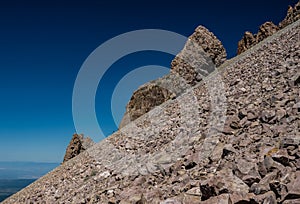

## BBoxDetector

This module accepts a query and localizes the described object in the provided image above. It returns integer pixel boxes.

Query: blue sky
[0,0,298,162]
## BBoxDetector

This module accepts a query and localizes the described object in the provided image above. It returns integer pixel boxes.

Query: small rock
[248,111,258,120]
[229,192,254,203]
[186,187,201,196]
[285,171,300,200]
[272,149,295,166]
[250,182,270,195]
[260,110,276,123]
[253,191,276,204]
[201,194,230,204]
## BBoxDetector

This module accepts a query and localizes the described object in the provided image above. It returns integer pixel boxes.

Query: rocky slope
[122,0,300,129]
[2,17,300,204]
[120,25,227,128]
[237,1,299,55]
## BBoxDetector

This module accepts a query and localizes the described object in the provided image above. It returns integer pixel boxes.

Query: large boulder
[174,25,227,68]
[171,25,226,85]
[256,22,279,42]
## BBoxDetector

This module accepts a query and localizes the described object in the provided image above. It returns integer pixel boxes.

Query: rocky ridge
[237,22,279,55]
[279,1,300,29]
[3,17,300,204]
[237,1,300,55]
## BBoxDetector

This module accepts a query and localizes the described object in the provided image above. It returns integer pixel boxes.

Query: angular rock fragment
[252,191,277,204]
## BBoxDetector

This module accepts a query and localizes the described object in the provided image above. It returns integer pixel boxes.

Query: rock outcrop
[178,25,227,68]
[237,1,300,55]
[256,21,280,42]
[279,1,300,28]
[119,25,227,128]
[171,25,226,85]
[63,134,95,162]
[237,22,279,54]
[3,15,300,204]
[237,31,256,55]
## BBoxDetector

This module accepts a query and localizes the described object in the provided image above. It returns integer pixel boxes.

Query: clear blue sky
[0,0,298,162]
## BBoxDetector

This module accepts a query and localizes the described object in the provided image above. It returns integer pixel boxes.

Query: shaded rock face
[63,134,95,162]
[237,22,279,54]
[119,84,174,128]
[119,25,226,128]
[279,1,300,29]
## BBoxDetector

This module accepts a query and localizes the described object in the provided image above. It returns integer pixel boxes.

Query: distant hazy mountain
[0,162,59,179]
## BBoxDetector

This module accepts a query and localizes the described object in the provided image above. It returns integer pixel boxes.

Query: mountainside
[3,15,300,204]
